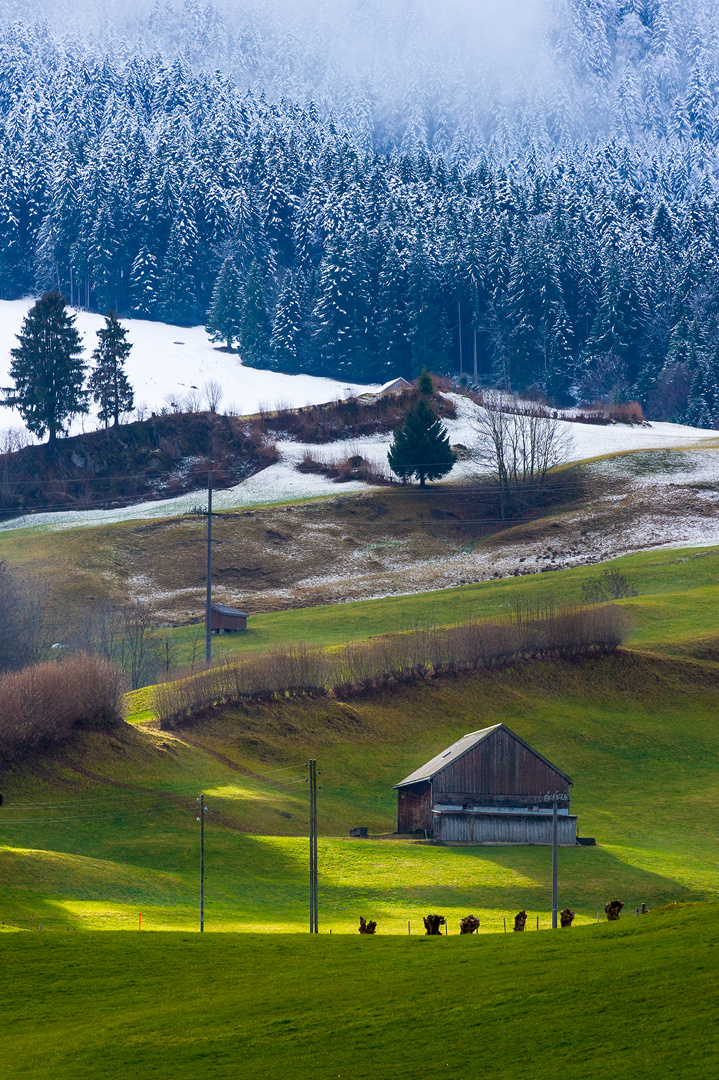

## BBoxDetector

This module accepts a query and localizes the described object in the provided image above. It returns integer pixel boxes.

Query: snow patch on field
[0,299,379,435]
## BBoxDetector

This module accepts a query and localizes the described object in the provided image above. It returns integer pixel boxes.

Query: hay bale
[605,900,624,921]
[560,908,575,928]
[513,910,527,932]
[459,915,480,935]
[423,913,446,935]
[358,916,377,935]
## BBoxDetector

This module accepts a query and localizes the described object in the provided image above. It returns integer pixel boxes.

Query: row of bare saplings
[154,604,630,728]
[0,655,127,757]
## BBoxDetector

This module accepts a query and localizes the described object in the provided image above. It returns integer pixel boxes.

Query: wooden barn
[210,604,248,633]
[394,723,577,845]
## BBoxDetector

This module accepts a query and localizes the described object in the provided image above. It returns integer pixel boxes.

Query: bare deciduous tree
[0,560,54,671]
[204,381,224,414]
[471,392,574,516]
[72,598,162,690]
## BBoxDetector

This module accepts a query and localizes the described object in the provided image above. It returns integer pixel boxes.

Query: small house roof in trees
[378,377,412,395]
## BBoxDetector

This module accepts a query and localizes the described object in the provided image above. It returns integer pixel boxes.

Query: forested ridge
[3,4,719,420]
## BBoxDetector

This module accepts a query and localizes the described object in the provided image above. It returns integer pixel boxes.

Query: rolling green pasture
[2,648,718,934]
[1,903,716,1080]
[145,543,719,669]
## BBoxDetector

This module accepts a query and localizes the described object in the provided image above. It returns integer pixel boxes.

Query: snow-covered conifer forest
[3,1,719,421]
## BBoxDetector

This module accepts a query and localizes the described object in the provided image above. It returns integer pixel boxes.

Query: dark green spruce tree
[88,311,134,427]
[269,272,304,371]
[388,398,456,487]
[3,290,87,446]
[205,258,242,349]
[238,260,270,367]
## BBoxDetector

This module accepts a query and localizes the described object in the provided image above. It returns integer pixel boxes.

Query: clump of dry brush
[154,603,630,729]
[0,654,126,759]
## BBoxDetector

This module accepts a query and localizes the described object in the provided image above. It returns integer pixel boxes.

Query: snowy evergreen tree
[270,272,304,372]
[88,311,134,427]
[686,344,719,428]
[205,258,242,349]
[3,290,87,445]
[158,223,197,326]
[238,260,270,367]
[130,249,160,318]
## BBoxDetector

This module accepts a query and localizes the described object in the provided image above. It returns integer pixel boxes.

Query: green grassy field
[1,902,716,1080]
[2,548,718,1077]
[3,645,719,934]
[135,543,719,673]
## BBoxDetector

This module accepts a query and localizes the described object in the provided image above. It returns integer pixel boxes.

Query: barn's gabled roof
[393,723,571,788]
[211,604,248,617]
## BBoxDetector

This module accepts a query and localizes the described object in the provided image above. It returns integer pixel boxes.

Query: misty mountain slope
[4,1,719,154]
[3,9,719,419]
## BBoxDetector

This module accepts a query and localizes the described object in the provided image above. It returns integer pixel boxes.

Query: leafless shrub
[134,402,149,422]
[258,392,455,444]
[184,389,203,413]
[204,381,224,414]
[471,392,574,516]
[296,449,392,485]
[582,569,638,603]
[560,908,575,928]
[423,914,446,935]
[608,401,644,424]
[70,599,163,690]
[153,604,630,727]
[358,917,377,934]
[605,900,624,921]
[0,653,126,758]
[0,560,54,671]
[0,427,33,454]
[163,394,183,414]
[257,440,279,465]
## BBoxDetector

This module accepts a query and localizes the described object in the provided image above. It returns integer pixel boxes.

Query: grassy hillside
[1,903,716,1080]
[119,543,719,689]
[2,649,718,933]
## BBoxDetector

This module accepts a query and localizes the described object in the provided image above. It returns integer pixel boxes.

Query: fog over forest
[2,1,719,421]
[2,0,716,151]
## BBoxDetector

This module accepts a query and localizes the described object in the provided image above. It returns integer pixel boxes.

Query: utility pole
[197,794,206,932]
[308,759,318,933]
[205,469,213,665]
[552,796,558,929]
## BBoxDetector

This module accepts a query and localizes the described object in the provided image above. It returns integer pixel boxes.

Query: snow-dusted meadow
[1,382,717,534]
[0,299,379,437]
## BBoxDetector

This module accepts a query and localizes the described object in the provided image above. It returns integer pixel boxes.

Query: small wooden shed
[210,604,248,633]
[394,723,577,845]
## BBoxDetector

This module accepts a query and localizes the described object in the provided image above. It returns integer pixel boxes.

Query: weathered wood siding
[437,813,577,845]
[210,610,247,632]
[433,726,568,802]
[397,781,432,832]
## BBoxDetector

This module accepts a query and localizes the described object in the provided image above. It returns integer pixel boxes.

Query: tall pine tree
[205,258,242,349]
[238,260,270,367]
[88,311,134,427]
[269,272,304,371]
[130,249,160,318]
[3,290,87,446]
